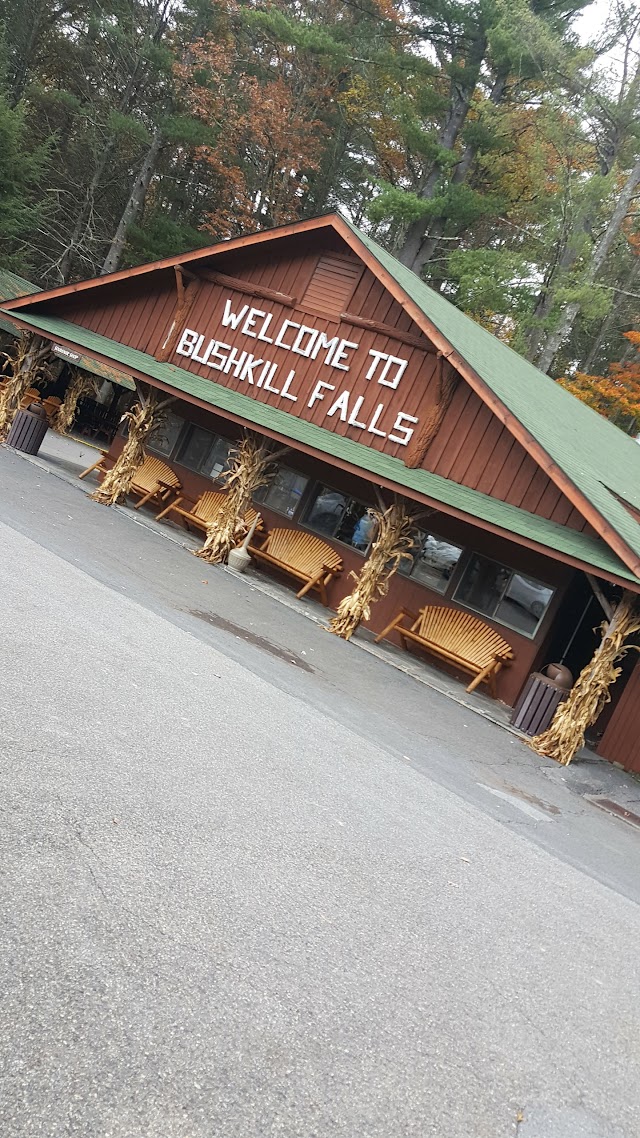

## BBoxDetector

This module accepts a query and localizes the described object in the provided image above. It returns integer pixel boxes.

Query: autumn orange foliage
[174,14,330,239]
[559,331,640,433]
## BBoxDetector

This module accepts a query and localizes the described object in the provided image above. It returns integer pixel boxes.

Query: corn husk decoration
[54,368,98,435]
[195,433,275,564]
[329,502,415,640]
[531,590,640,765]
[0,332,51,439]
[90,391,161,506]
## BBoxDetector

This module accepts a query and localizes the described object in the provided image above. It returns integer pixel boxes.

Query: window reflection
[304,484,372,550]
[178,426,215,472]
[402,531,464,593]
[203,437,233,481]
[497,572,554,635]
[147,411,184,457]
[454,554,553,637]
[176,428,232,481]
[254,467,309,518]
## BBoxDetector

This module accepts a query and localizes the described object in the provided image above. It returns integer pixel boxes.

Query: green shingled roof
[0,270,39,334]
[341,217,640,573]
[2,305,637,587]
[0,269,39,301]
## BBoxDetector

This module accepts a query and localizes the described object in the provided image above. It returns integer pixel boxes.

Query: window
[303,484,373,550]
[177,428,233,481]
[205,437,234,481]
[177,426,215,472]
[146,411,184,456]
[401,530,464,593]
[454,554,554,637]
[254,466,309,519]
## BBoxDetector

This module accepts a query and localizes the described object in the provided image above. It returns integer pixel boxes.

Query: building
[3,213,640,767]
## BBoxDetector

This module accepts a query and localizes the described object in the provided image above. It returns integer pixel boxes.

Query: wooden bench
[375,605,514,696]
[156,490,263,537]
[248,528,343,605]
[79,450,181,510]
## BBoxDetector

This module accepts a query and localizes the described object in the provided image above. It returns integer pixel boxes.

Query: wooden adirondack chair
[156,490,263,537]
[19,388,42,409]
[78,450,181,509]
[42,395,62,424]
[248,527,343,605]
[375,605,514,696]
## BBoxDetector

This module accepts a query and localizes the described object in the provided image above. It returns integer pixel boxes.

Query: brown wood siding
[425,383,590,530]
[57,250,439,465]
[597,662,640,773]
[38,230,593,536]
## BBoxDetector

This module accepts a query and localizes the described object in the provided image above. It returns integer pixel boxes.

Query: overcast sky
[576,0,609,40]
[575,0,638,84]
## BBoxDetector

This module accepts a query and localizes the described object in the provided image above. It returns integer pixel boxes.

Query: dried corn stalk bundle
[91,394,160,506]
[329,502,415,640]
[196,433,274,564]
[531,590,640,765]
[54,368,98,435]
[0,333,51,439]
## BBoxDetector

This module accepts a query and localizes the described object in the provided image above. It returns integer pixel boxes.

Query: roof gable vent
[299,253,363,322]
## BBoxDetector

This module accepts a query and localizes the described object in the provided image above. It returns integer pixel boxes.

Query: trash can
[511,672,570,736]
[6,402,48,455]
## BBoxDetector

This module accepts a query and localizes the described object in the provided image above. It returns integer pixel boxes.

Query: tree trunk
[7,5,44,108]
[524,222,589,363]
[101,129,165,276]
[398,35,487,273]
[527,58,640,368]
[412,68,509,271]
[56,144,117,282]
[535,153,640,374]
[582,258,640,373]
[54,1,172,283]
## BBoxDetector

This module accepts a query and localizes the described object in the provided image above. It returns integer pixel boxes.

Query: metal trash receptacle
[511,672,570,736]
[6,403,48,455]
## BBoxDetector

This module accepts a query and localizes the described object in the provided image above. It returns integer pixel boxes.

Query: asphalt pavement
[1,447,639,1137]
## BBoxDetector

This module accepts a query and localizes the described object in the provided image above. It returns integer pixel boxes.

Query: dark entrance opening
[545,572,638,744]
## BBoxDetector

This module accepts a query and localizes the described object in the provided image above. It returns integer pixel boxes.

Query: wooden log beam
[195,269,296,308]
[340,312,436,352]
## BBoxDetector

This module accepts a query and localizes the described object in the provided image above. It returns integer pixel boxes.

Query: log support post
[404,354,458,469]
[155,266,201,364]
